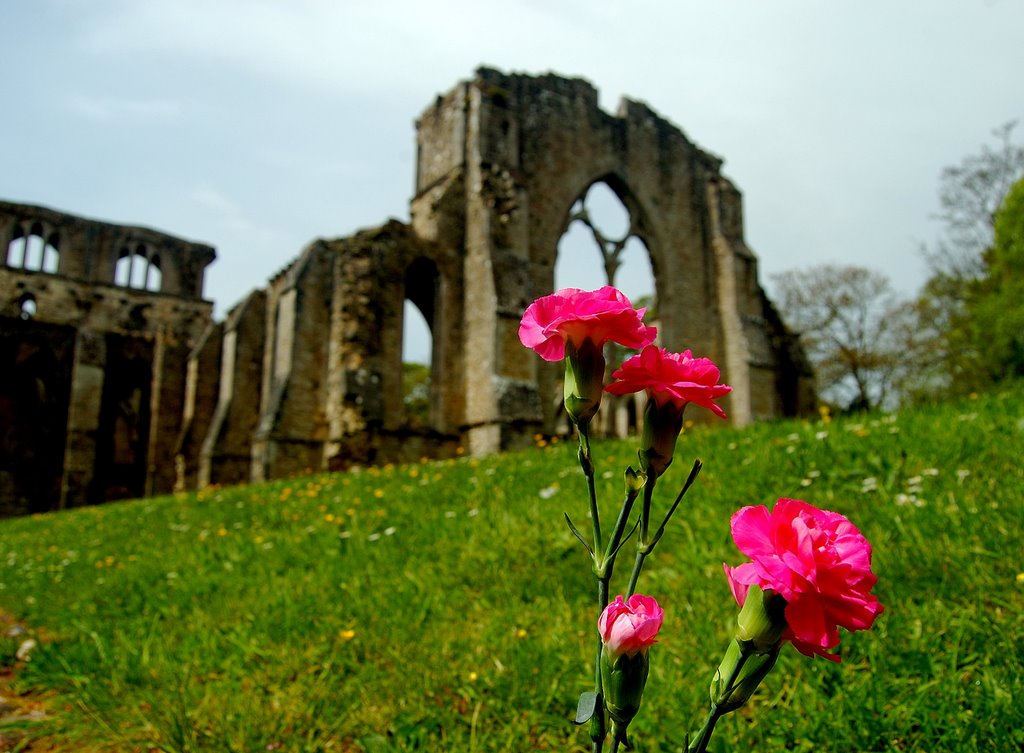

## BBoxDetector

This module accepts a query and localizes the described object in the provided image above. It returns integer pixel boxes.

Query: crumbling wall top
[0,199,215,299]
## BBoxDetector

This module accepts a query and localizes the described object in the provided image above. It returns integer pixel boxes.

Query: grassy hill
[1,387,1022,752]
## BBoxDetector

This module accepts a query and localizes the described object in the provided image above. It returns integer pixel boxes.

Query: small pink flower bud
[598,594,664,662]
[598,595,663,746]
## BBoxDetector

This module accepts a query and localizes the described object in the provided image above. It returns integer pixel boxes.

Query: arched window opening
[402,299,432,367]
[5,225,60,274]
[24,234,45,271]
[6,230,25,268]
[114,249,133,287]
[402,258,439,429]
[115,245,161,292]
[19,294,37,320]
[555,181,654,305]
[42,233,60,274]
[146,255,162,292]
[554,180,655,439]
[402,300,432,428]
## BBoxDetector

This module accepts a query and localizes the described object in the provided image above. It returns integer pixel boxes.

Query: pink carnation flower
[518,286,657,362]
[724,499,884,662]
[598,594,664,661]
[605,345,732,418]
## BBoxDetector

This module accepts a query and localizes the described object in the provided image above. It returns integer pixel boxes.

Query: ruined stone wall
[2,69,812,513]
[0,202,214,513]
[175,320,223,491]
[409,68,812,451]
[180,211,473,487]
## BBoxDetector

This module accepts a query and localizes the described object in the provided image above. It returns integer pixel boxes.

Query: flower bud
[563,338,606,429]
[638,398,684,477]
[597,595,663,745]
[624,466,647,494]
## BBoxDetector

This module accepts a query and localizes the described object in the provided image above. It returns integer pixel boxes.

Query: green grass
[1,386,1022,752]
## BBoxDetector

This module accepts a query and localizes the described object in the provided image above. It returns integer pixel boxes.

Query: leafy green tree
[964,177,1024,383]
[914,123,1024,397]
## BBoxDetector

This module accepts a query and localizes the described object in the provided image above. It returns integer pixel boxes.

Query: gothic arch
[553,173,659,295]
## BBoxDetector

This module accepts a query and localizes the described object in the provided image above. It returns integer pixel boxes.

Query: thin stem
[625,549,644,599]
[687,707,724,753]
[601,485,641,581]
[625,476,657,597]
[575,424,607,752]
[687,642,752,753]
[578,426,602,555]
[591,576,609,753]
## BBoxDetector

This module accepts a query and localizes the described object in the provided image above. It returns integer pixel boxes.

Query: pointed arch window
[555,179,656,439]
[555,180,653,304]
[115,244,162,292]
[6,223,60,274]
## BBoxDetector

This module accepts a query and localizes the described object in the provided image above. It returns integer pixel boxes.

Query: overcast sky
[3,0,1022,363]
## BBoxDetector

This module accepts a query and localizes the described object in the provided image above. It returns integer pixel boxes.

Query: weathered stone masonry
[0,68,813,513]
[0,200,214,515]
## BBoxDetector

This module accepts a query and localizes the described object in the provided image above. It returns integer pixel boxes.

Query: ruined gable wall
[469,72,724,355]
[450,69,735,440]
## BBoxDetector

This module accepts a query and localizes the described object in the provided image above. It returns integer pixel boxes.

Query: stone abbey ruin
[0,68,813,516]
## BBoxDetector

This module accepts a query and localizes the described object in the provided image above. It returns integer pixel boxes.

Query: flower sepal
[638,398,684,477]
[735,584,787,653]
[563,338,606,429]
[600,645,650,745]
[710,638,781,714]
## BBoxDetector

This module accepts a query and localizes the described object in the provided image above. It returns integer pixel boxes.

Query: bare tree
[926,121,1024,283]
[914,122,1024,398]
[772,265,918,411]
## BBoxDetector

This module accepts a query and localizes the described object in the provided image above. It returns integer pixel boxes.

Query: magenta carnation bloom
[724,499,884,662]
[598,594,664,660]
[605,345,732,418]
[518,286,657,362]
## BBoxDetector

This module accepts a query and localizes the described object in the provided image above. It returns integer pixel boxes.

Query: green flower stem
[577,426,602,555]
[687,641,753,753]
[687,706,725,753]
[575,424,609,753]
[625,475,657,597]
[625,460,702,597]
[591,575,609,753]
